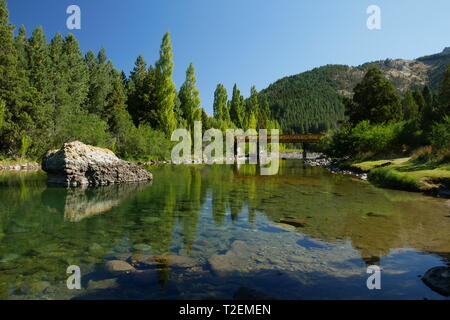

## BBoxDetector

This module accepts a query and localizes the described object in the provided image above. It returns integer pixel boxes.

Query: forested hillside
[261,48,450,134]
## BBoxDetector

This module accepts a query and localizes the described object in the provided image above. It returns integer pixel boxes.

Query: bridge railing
[235,134,324,143]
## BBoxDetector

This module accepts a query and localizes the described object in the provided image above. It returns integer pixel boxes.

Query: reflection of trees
[205,161,450,264]
[1,163,450,298]
[0,166,208,296]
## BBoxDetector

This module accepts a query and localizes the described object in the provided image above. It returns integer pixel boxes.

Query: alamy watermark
[367,5,381,30]
[366,265,382,290]
[66,5,81,30]
[170,122,280,176]
[66,265,81,290]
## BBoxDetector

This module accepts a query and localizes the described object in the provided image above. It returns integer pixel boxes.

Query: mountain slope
[261,48,450,134]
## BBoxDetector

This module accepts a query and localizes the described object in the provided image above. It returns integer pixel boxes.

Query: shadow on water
[0,161,450,299]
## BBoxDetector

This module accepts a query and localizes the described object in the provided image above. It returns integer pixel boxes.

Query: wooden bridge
[235,134,324,143]
[234,134,325,160]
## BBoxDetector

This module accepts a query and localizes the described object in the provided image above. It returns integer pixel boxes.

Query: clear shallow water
[0,161,449,300]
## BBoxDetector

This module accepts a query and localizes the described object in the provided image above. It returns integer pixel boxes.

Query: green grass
[368,168,422,192]
[351,157,450,192]
[349,158,410,172]
[0,158,38,166]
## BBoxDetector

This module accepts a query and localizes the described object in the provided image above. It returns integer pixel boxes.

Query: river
[0,160,449,299]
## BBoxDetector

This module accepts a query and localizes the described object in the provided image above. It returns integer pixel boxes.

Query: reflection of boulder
[42,141,153,187]
[43,182,151,222]
[422,266,450,297]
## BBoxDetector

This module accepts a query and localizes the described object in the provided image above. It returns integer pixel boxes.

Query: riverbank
[306,156,450,198]
[0,159,40,171]
[2,154,449,198]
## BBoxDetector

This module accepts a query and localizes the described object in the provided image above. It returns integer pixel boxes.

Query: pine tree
[402,91,419,121]
[14,25,28,72]
[104,71,134,149]
[438,64,450,118]
[420,85,438,132]
[153,32,177,136]
[179,63,201,130]
[48,33,67,109]
[412,89,425,113]
[127,55,148,124]
[0,0,17,103]
[86,48,114,115]
[258,94,271,129]
[0,99,5,132]
[349,67,402,124]
[28,27,50,96]
[0,0,31,155]
[63,33,88,109]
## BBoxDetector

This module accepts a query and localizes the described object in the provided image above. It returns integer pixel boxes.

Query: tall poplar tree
[178,63,201,130]
[153,32,177,136]
[229,84,245,128]
[213,84,229,121]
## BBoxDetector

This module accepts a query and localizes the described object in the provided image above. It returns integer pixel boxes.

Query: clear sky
[7,0,450,114]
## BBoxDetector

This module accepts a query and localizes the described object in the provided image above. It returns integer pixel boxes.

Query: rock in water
[42,141,153,187]
[104,260,136,275]
[422,266,450,296]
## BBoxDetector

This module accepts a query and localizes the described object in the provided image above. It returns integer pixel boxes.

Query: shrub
[117,125,173,161]
[325,121,408,158]
[411,146,433,163]
[368,168,421,191]
[430,116,450,152]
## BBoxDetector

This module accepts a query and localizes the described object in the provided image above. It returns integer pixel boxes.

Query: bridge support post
[302,143,307,160]
[257,140,261,164]
[234,138,238,163]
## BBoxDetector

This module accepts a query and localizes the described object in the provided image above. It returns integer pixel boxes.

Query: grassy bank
[0,158,39,166]
[341,157,450,193]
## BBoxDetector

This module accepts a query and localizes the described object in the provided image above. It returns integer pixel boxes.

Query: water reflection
[0,162,449,299]
[43,183,152,222]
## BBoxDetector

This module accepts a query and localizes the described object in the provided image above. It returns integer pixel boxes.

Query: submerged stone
[104,260,135,275]
[277,218,307,228]
[208,240,252,276]
[87,278,119,291]
[130,254,197,269]
[42,141,153,187]
[422,266,450,296]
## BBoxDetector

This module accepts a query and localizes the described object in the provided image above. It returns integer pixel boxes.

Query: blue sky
[7,0,450,114]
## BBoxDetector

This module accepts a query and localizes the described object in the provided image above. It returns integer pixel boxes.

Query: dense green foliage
[2,0,449,163]
[323,64,450,163]
[260,48,450,135]
[347,68,402,124]
[0,1,282,161]
[261,65,347,134]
